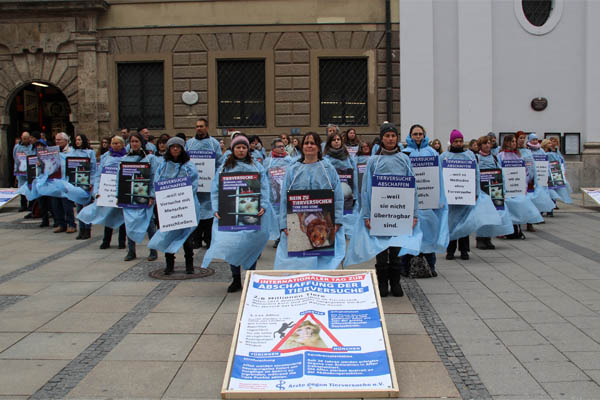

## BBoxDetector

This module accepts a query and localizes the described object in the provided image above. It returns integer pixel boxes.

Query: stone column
[582,142,600,188]
[74,29,99,141]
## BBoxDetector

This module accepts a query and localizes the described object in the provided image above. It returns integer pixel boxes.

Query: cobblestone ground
[0,197,597,399]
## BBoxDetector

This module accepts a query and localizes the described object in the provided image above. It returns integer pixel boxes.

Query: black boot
[228,273,242,293]
[375,265,389,297]
[164,254,175,275]
[485,238,495,250]
[389,265,404,297]
[185,256,194,274]
[476,237,487,250]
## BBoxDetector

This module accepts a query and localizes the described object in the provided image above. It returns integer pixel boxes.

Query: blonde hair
[541,139,553,150]
[111,135,125,145]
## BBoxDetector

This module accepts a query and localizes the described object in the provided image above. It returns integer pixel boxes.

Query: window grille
[522,0,552,27]
[117,62,165,130]
[217,59,266,127]
[319,58,368,126]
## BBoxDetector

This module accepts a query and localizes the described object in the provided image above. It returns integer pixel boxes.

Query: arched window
[514,0,562,35]
[522,0,553,27]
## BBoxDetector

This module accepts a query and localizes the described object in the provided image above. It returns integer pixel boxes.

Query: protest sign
[287,190,335,257]
[442,159,476,205]
[582,188,600,206]
[480,169,504,210]
[66,157,92,192]
[154,177,197,232]
[268,167,286,206]
[501,159,527,198]
[117,162,152,208]
[533,154,549,187]
[97,165,119,208]
[218,172,262,231]
[357,163,367,192]
[37,146,61,179]
[336,168,355,214]
[14,152,28,176]
[410,156,440,209]
[346,145,359,157]
[369,175,415,237]
[26,156,39,185]
[0,188,19,209]
[188,150,216,193]
[222,270,399,399]
[549,160,566,188]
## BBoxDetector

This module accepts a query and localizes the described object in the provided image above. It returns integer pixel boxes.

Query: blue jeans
[423,253,437,272]
[52,197,75,228]
[127,218,157,255]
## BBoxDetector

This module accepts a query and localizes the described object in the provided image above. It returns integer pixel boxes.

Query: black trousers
[103,225,126,246]
[195,218,213,246]
[376,246,401,267]
[447,236,470,254]
[165,235,194,260]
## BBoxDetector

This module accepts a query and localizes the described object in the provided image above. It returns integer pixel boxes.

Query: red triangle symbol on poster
[271,313,343,353]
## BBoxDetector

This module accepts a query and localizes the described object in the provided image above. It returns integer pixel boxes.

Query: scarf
[110,148,127,157]
[128,149,146,157]
[271,151,288,158]
[527,141,541,150]
[479,150,490,156]
[327,146,348,160]
[195,133,209,141]
[380,146,400,155]
[449,146,465,153]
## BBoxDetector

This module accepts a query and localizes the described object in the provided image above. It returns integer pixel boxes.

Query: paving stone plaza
[0,196,599,399]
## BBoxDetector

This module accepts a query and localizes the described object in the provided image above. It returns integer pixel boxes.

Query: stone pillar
[0,115,9,187]
[74,18,100,141]
[582,142,600,188]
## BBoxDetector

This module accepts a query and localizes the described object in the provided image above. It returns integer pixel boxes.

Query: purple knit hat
[450,129,463,143]
[231,135,250,149]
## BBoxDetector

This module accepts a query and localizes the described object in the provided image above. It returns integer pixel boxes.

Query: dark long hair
[409,124,426,137]
[224,133,253,169]
[343,128,360,146]
[501,134,520,156]
[74,134,91,150]
[128,132,148,157]
[324,133,349,157]
[164,144,190,164]
[357,141,372,156]
[298,132,323,163]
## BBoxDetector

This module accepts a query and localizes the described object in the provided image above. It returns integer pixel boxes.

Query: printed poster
[582,188,600,206]
[287,190,335,257]
[154,177,197,232]
[337,168,355,214]
[501,159,527,198]
[26,156,39,186]
[533,154,549,188]
[37,146,62,180]
[117,162,152,208]
[410,156,440,210]
[369,175,415,237]
[226,272,395,394]
[14,152,28,176]
[66,157,92,192]
[549,160,566,188]
[0,188,19,209]
[480,169,504,210]
[357,163,367,192]
[442,159,476,205]
[218,172,262,231]
[346,145,359,157]
[97,165,119,208]
[188,150,216,193]
[268,167,286,206]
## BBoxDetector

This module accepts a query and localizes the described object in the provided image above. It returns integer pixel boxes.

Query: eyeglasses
[274,145,285,149]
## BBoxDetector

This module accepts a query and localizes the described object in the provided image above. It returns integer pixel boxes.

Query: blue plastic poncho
[527,147,558,212]
[403,136,450,253]
[344,151,423,267]
[371,142,403,156]
[19,146,70,201]
[547,151,572,204]
[497,151,543,224]
[475,153,516,237]
[147,159,201,253]
[274,160,346,270]
[77,151,125,229]
[323,153,359,238]
[202,160,276,269]
[126,141,157,154]
[13,143,33,188]
[61,148,97,205]
[185,136,223,219]
[263,155,294,223]
[439,149,501,240]
[355,154,370,208]
[554,149,573,193]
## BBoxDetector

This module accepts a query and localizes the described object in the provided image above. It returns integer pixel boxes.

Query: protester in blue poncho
[343,128,361,157]
[203,134,274,293]
[430,138,443,155]
[51,132,77,234]
[401,124,449,276]
[440,129,500,260]
[67,134,97,240]
[125,127,157,154]
[474,135,514,249]
[498,133,543,239]
[250,135,267,164]
[526,133,557,216]
[488,132,500,156]
[185,118,222,249]
[275,132,345,271]
[263,138,294,249]
[148,137,200,275]
[78,135,127,248]
[324,132,359,238]
[543,138,572,206]
[345,122,421,297]
[355,141,371,208]
[13,131,33,212]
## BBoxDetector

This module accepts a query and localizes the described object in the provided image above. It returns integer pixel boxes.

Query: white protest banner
[369,175,415,236]
[533,154,549,187]
[442,159,476,205]
[97,165,119,208]
[501,159,527,197]
[154,176,197,232]
[188,150,216,193]
[346,145,359,157]
[222,271,398,398]
[582,188,600,206]
[0,188,19,209]
[410,156,440,209]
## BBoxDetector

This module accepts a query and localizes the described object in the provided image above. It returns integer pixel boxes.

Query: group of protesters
[13,119,572,297]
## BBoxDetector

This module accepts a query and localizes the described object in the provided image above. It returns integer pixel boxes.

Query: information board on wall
[222,270,399,399]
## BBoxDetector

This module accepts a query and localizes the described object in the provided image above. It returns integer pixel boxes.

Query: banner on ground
[501,159,527,198]
[37,146,62,180]
[369,175,415,237]
[411,156,440,210]
[97,165,119,208]
[14,152,28,177]
[222,271,399,398]
[442,159,476,205]
[533,154,549,188]
[287,189,335,257]
[336,168,355,214]
[0,188,19,209]
[218,172,262,231]
[549,160,566,188]
[480,169,504,210]
[582,188,600,206]
[117,162,152,208]
[155,177,197,232]
[66,157,92,192]
[188,150,216,193]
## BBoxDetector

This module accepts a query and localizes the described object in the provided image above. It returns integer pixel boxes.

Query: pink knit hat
[450,129,463,143]
[230,135,250,149]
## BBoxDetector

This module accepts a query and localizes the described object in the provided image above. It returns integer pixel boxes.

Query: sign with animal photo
[97,165,119,208]
[549,160,566,188]
[267,167,286,206]
[188,150,216,193]
[410,156,440,210]
[442,159,476,205]
[218,172,262,231]
[154,177,197,232]
[66,157,92,192]
[336,168,355,214]
[501,159,527,198]
[26,156,40,186]
[37,146,62,180]
[222,271,399,398]
[480,169,504,210]
[369,175,415,237]
[14,152,28,177]
[287,189,335,257]
[117,162,152,208]
[533,154,549,188]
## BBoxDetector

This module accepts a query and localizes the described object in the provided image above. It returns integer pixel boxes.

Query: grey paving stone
[509,345,568,363]
[542,381,600,399]
[484,318,531,332]
[468,354,546,396]
[495,330,548,346]
[564,351,600,370]
[533,323,600,352]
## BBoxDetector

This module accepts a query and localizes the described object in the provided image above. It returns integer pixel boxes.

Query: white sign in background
[442,159,476,205]
[533,155,549,188]
[189,150,216,193]
[501,160,527,198]
[155,177,197,232]
[369,175,415,237]
[96,166,119,208]
[411,156,440,210]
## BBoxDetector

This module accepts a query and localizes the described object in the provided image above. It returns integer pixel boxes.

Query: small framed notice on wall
[563,132,581,155]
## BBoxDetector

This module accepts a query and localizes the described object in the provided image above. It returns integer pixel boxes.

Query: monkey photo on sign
[280,321,327,350]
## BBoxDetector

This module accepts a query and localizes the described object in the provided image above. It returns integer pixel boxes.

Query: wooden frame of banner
[582,188,600,207]
[221,269,400,399]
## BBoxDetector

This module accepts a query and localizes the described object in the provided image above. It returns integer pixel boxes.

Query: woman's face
[480,141,491,153]
[158,141,167,152]
[517,135,526,148]
[530,138,539,146]
[360,143,370,154]
[452,138,464,148]
[303,135,318,158]
[130,136,142,151]
[292,137,299,147]
[347,129,356,140]
[101,139,109,148]
[470,142,479,152]
[111,138,123,151]
[169,144,182,158]
[281,135,289,145]
[233,144,248,159]
[75,136,83,147]
[219,140,225,150]
[331,135,343,149]
[509,138,517,151]
[432,140,441,150]
[381,132,398,150]
[410,127,425,145]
